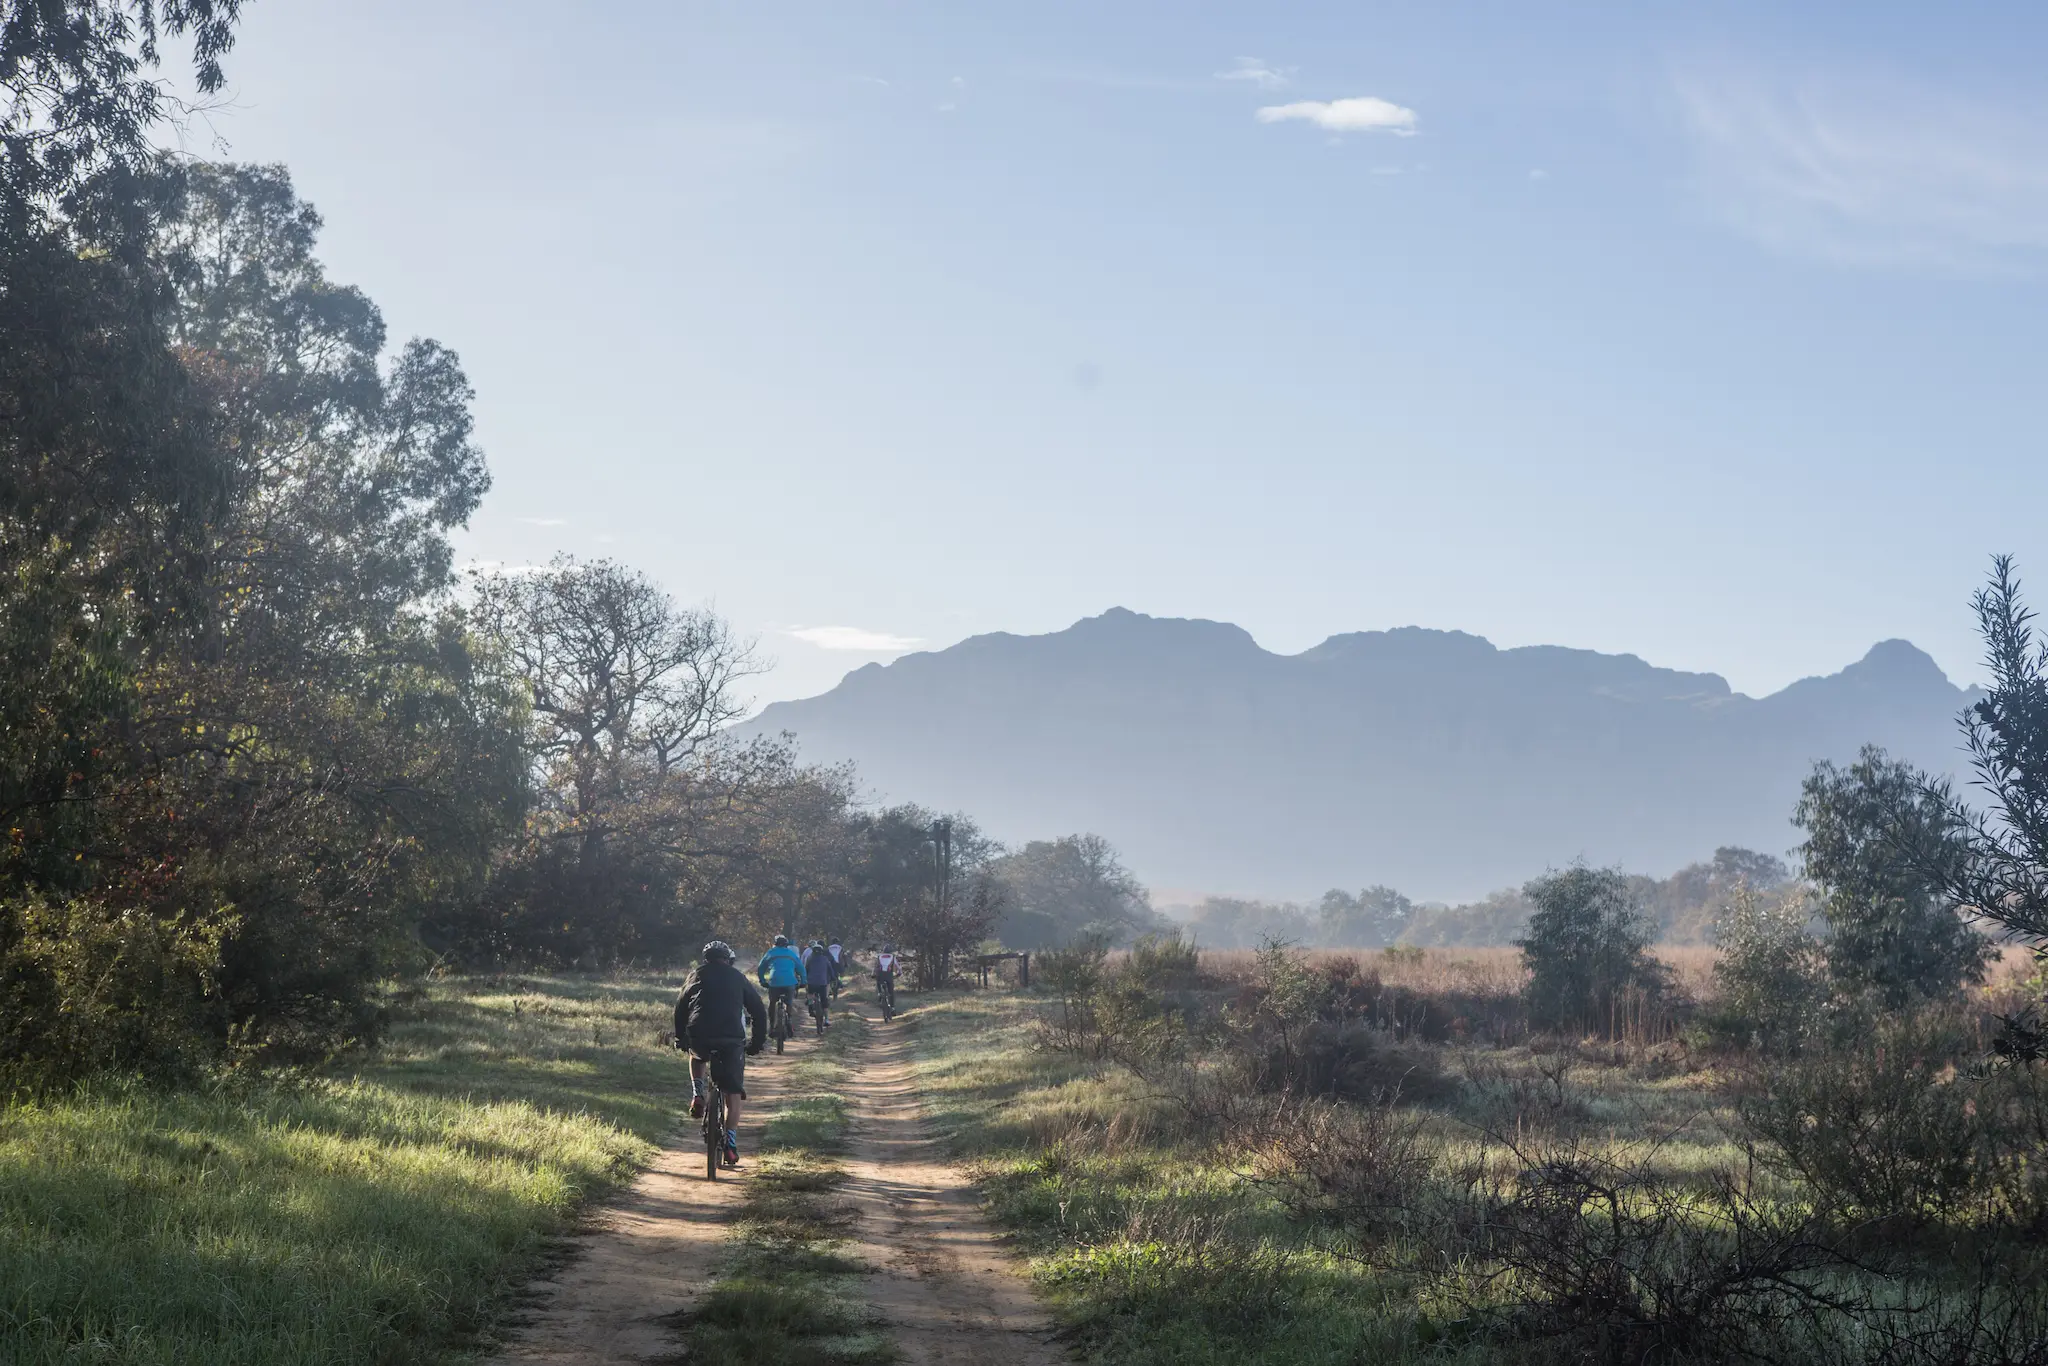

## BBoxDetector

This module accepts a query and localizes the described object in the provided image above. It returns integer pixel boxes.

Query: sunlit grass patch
[0,973,687,1366]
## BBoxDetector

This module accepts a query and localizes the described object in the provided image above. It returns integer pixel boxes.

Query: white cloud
[1217,57,1293,90]
[785,625,922,652]
[1256,96,1418,135]
[1529,167,1549,180]
[517,516,568,527]
[1675,66,2048,269]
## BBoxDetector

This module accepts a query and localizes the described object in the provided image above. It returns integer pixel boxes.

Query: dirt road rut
[835,1011,1065,1366]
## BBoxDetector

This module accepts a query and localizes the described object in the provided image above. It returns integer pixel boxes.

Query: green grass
[0,973,689,1365]
[901,987,1510,1366]
[679,1007,896,1366]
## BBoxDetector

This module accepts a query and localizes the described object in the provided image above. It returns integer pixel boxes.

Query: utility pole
[931,818,953,910]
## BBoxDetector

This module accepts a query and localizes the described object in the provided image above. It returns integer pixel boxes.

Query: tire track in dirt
[485,1045,787,1365]
[836,1000,1066,1366]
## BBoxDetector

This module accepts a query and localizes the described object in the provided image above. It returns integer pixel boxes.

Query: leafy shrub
[1125,930,1201,989]
[0,896,234,1090]
[1797,747,1991,1008]
[1517,865,1671,1036]
[1707,882,1828,1052]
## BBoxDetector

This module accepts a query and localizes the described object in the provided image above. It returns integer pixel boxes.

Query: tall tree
[1796,746,1987,1007]
[1517,864,1668,1034]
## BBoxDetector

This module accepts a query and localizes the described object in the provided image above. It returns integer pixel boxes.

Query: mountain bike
[808,987,829,1035]
[700,1073,727,1180]
[770,994,792,1055]
[877,972,896,1023]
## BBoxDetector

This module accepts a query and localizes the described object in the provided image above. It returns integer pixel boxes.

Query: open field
[0,975,687,1366]
[898,941,2048,1366]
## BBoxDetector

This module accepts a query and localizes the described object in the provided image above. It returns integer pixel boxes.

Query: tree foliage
[1796,746,1988,1007]
[986,833,1153,949]
[1516,864,1669,1035]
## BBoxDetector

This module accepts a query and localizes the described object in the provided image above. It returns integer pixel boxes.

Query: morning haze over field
[12,4,2048,1365]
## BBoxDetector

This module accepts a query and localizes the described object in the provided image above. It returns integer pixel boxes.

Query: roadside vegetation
[0,974,686,1365]
[679,1008,896,1366]
[908,937,2046,1366]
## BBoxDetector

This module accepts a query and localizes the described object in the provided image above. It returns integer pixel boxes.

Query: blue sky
[206,1,2048,706]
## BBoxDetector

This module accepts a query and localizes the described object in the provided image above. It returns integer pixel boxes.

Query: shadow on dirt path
[486,1039,786,1364]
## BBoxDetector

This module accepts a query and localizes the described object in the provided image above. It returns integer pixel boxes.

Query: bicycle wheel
[773,1000,788,1055]
[703,1086,723,1181]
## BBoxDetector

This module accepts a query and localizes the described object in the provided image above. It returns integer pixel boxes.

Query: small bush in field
[1462,1137,1867,1365]
[1516,865,1670,1036]
[1125,930,1201,989]
[1742,1011,2048,1228]
[1247,1092,1433,1248]
[1707,882,1827,1052]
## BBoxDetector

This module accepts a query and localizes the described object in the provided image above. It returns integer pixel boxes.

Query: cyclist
[803,939,838,1028]
[827,937,845,998]
[756,934,806,1033]
[675,941,767,1166]
[874,942,900,1010]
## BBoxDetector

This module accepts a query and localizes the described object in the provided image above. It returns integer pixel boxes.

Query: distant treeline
[1164,846,1791,949]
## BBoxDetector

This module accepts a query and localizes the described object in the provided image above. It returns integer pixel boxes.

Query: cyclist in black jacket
[675,941,768,1165]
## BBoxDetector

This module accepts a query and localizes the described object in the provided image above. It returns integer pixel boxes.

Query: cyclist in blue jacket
[756,935,806,1030]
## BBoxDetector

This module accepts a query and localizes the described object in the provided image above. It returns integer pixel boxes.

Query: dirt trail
[836,1003,1066,1366]
[486,1054,782,1365]
[489,1001,1063,1365]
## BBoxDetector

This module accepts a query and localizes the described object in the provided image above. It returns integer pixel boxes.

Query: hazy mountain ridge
[748,610,1980,901]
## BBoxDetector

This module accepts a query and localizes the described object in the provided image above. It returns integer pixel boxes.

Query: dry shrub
[1855,1252,2048,1366]
[1743,1012,2048,1230]
[1249,1019,1451,1103]
[1462,1137,1871,1366]
[1241,1091,1435,1250]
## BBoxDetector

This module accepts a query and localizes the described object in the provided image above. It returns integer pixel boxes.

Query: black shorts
[689,1039,746,1098]
[767,984,797,1013]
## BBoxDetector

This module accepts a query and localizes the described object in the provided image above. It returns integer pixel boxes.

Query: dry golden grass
[1195,943,1722,1001]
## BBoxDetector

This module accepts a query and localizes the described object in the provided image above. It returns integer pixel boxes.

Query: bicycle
[770,994,792,1055]
[877,973,896,1023]
[700,1073,727,1180]
[808,987,829,1035]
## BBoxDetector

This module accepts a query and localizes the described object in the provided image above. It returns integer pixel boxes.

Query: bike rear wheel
[772,1000,789,1054]
[702,1085,724,1181]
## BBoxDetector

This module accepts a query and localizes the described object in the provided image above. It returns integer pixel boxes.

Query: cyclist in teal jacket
[756,935,806,1029]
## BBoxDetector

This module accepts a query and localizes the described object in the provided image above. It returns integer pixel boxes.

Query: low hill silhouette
[747,610,1976,901]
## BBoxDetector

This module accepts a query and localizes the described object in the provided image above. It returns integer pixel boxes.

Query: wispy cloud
[784,625,922,652]
[517,516,568,527]
[1257,96,1418,135]
[1217,57,1293,90]
[1675,65,2048,269]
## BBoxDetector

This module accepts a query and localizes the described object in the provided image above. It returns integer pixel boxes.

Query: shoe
[722,1131,740,1166]
[689,1093,704,1118]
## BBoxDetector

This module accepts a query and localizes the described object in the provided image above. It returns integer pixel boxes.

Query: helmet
[702,940,734,962]
[811,940,824,949]
[773,934,789,947]
[883,943,895,952]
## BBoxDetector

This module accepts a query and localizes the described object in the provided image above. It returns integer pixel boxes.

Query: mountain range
[746,609,1981,902]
